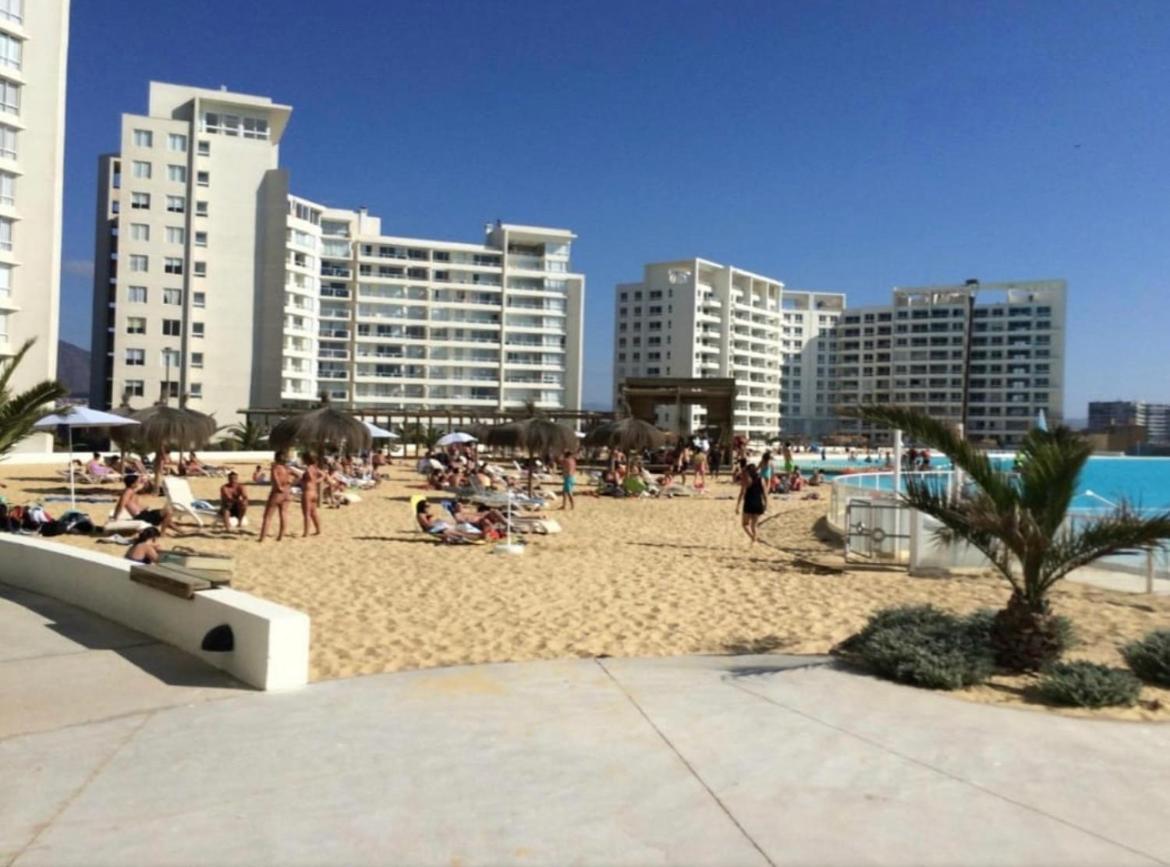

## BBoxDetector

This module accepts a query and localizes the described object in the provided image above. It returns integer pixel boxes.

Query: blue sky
[60,0,1170,416]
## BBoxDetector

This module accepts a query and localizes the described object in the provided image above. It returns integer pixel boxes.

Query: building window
[0,79,17,116]
[165,195,185,213]
[130,223,149,241]
[129,255,148,272]
[163,288,182,305]
[167,133,187,152]
[195,201,208,217]
[126,317,146,335]
[193,292,205,308]
[194,231,207,247]
[131,160,151,179]
[161,348,181,368]
[197,140,210,156]
[125,348,145,366]
[191,322,205,338]
[128,285,147,303]
[132,129,152,148]
[125,379,145,397]
[162,319,181,336]
[193,261,206,277]
[164,257,183,275]
[202,111,269,140]
[131,192,150,210]
[167,164,186,183]
[0,215,11,251]
[0,0,23,24]
[0,262,10,297]
[0,123,15,159]
[196,171,209,187]
[0,35,20,71]
[189,382,203,398]
[166,226,185,244]
[191,352,203,368]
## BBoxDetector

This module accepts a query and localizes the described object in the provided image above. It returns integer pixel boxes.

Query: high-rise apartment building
[613,259,786,439]
[777,290,845,437]
[1088,401,1170,444]
[833,279,1066,446]
[91,83,584,423]
[2,0,70,449]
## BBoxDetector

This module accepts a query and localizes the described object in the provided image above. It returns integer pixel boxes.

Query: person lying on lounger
[450,501,507,535]
[415,499,479,542]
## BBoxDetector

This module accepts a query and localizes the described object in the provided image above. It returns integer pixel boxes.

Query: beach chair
[409,494,482,545]
[163,477,218,528]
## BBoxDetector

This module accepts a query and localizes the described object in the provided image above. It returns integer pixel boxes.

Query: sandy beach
[3,458,1169,721]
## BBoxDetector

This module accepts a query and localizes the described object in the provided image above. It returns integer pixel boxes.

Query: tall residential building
[777,290,845,437]
[91,82,584,423]
[1088,401,1170,444]
[833,279,1066,446]
[613,259,784,439]
[3,0,70,448]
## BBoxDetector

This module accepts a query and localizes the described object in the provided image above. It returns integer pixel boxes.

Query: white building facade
[92,83,584,423]
[3,0,69,448]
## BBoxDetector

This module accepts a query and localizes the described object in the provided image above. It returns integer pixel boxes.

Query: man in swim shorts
[560,449,577,511]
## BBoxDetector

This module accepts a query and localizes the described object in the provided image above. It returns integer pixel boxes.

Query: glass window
[197,140,210,156]
[131,192,150,210]
[195,201,208,217]
[0,123,15,159]
[0,34,22,71]
[166,226,185,244]
[164,257,183,275]
[126,317,146,334]
[0,262,10,297]
[131,160,151,179]
[160,348,181,368]
[192,322,205,338]
[162,319,181,336]
[129,223,149,241]
[167,133,187,152]
[191,352,204,368]
[0,1,23,25]
[167,164,186,183]
[132,129,152,148]
[0,170,13,205]
[0,216,16,250]
[129,254,148,272]
[128,285,147,303]
[125,379,145,397]
[163,288,182,305]
[193,261,206,277]
[194,231,207,247]
[193,292,205,308]
[166,195,185,213]
[189,382,203,398]
[196,171,209,186]
[125,348,145,366]
[0,77,17,116]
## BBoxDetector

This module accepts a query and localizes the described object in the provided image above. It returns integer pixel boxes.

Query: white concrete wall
[0,535,309,690]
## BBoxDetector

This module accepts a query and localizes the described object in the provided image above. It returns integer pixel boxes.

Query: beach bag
[38,520,65,537]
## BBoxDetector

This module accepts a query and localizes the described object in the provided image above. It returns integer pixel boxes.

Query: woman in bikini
[259,450,294,542]
[300,452,322,537]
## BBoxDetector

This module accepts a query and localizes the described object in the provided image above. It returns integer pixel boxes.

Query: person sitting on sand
[416,499,478,542]
[125,526,163,565]
[808,469,824,487]
[219,471,249,533]
[252,464,269,484]
[114,474,175,536]
[789,469,805,492]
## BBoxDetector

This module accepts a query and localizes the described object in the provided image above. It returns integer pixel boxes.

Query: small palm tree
[854,405,1170,670]
[224,419,268,450]
[0,339,68,459]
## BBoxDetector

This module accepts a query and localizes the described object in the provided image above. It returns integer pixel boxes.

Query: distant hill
[56,340,91,403]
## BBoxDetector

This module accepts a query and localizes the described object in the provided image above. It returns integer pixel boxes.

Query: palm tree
[225,419,268,450]
[854,405,1170,670]
[0,339,68,459]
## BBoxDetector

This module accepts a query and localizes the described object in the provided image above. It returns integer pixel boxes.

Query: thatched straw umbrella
[583,417,665,459]
[483,417,578,496]
[268,396,371,458]
[114,397,216,489]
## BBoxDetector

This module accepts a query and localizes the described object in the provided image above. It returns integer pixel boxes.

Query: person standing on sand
[560,450,577,511]
[300,452,322,537]
[259,450,294,542]
[693,447,708,492]
[735,462,767,543]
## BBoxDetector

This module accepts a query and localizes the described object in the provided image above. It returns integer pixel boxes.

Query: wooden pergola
[620,377,738,446]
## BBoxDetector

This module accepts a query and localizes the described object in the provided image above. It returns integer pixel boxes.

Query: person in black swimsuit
[735,462,767,544]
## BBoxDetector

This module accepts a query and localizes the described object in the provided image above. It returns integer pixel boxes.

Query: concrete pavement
[3,583,1169,866]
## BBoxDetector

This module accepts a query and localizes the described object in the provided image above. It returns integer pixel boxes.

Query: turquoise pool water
[834,456,1170,512]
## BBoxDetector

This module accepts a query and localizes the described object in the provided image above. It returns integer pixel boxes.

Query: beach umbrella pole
[69,425,75,509]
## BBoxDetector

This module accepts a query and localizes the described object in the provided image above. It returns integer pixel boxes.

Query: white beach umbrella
[436,432,477,447]
[34,406,141,508]
[362,421,399,439]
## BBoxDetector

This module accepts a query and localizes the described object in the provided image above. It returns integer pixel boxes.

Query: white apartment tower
[2,0,69,447]
[614,259,784,440]
[777,290,845,436]
[92,83,584,422]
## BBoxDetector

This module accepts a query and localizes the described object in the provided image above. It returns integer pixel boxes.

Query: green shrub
[835,605,995,690]
[1033,662,1142,708]
[1122,630,1170,687]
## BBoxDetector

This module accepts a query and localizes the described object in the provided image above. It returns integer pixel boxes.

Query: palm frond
[1014,426,1094,538]
[1040,507,1170,591]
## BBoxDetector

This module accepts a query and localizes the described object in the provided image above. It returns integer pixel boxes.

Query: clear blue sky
[60,0,1170,417]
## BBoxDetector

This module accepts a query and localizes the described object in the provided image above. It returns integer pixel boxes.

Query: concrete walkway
[3,584,1169,867]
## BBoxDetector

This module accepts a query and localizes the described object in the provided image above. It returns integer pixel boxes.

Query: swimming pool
[833,456,1170,512]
